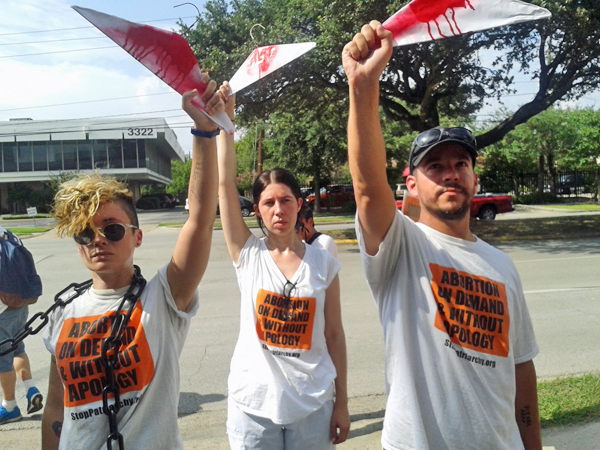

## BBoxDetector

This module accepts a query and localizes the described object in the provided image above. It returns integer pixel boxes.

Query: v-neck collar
[260,237,306,285]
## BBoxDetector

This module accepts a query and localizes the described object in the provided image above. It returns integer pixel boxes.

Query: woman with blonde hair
[41,79,223,450]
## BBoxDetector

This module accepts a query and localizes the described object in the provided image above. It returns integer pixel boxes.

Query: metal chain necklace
[102,266,146,450]
[0,265,146,450]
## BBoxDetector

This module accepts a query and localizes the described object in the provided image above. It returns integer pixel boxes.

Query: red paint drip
[101,23,207,96]
[386,0,475,41]
[246,45,279,78]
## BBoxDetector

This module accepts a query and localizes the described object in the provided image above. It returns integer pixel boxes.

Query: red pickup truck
[396,193,514,220]
[307,184,355,208]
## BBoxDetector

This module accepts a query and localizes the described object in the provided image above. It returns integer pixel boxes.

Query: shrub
[341,201,357,214]
[514,193,561,205]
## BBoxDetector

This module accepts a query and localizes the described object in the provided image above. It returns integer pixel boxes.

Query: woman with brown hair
[217,82,349,449]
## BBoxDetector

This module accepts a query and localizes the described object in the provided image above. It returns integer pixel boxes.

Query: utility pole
[257,128,264,175]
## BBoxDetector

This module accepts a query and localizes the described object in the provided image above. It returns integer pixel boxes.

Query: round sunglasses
[74,223,138,245]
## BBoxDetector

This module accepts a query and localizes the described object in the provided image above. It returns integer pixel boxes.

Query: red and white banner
[384,0,551,47]
[72,6,234,134]
[228,42,316,95]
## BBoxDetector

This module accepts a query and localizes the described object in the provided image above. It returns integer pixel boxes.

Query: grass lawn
[1,213,52,219]
[160,214,355,229]
[329,215,600,242]
[9,227,51,236]
[539,374,600,428]
[536,204,600,211]
[471,215,600,241]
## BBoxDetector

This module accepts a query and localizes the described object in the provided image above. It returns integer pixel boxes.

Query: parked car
[136,194,176,210]
[396,193,514,220]
[395,183,408,199]
[165,193,180,206]
[307,184,355,208]
[300,187,314,199]
[546,174,587,195]
[214,196,254,217]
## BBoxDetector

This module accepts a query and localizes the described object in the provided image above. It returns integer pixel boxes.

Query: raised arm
[343,21,397,256]
[217,82,252,264]
[167,76,222,311]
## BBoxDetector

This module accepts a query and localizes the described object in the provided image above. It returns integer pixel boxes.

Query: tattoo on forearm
[520,404,532,427]
[52,421,62,437]
[190,161,203,202]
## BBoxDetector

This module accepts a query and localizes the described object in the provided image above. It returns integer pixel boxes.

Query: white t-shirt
[357,211,538,450]
[308,233,338,259]
[229,234,341,424]
[43,264,199,450]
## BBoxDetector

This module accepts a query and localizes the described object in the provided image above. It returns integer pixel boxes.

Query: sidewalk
[2,394,599,449]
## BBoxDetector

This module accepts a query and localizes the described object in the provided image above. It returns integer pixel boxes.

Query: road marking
[514,255,600,263]
[525,286,600,295]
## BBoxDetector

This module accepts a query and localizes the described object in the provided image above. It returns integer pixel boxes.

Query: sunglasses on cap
[410,127,477,172]
[74,223,138,246]
[413,127,475,149]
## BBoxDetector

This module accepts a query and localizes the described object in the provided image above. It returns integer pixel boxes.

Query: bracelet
[191,127,220,138]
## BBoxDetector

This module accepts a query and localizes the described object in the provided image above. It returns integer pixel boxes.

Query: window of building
[48,142,62,171]
[137,140,146,168]
[78,140,92,170]
[33,142,48,171]
[108,141,123,168]
[156,152,171,179]
[18,142,33,172]
[2,142,17,172]
[93,140,107,169]
[63,142,77,170]
[123,139,138,168]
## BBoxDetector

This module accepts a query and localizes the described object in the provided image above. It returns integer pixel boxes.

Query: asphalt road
[1,209,599,449]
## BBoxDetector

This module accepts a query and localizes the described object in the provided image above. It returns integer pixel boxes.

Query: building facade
[0,117,185,213]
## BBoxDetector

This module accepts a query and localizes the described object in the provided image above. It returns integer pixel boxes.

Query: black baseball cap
[409,127,477,173]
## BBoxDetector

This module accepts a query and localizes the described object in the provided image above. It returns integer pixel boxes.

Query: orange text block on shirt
[430,263,510,358]
[55,302,154,407]
[255,289,316,350]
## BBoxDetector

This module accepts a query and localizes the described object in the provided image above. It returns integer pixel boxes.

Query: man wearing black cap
[342,21,541,450]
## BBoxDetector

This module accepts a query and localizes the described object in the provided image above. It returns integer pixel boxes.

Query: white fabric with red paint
[384,0,551,47]
[72,6,233,134]
[228,42,316,95]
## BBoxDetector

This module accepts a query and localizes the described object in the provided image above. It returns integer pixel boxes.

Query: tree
[167,157,192,198]
[478,0,600,147]
[479,107,600,198]
[180,0,600,150]
[267,91,349,211]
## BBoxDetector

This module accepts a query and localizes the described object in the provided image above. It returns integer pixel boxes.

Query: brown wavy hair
[52,173,138,238]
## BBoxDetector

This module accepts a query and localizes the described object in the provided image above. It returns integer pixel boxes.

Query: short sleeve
[509,269,539,364]
[356,210,405,287]
[323,249,342,287]
[156,263,199,322]
[234,234,260,270]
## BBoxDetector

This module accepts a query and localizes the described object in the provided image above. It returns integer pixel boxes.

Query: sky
[1,0,598,157]
[0,0,207,154]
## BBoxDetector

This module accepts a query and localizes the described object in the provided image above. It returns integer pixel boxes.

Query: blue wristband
[191,127,220,138]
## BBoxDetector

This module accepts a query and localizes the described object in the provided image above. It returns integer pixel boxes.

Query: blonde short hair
[52,173,136,238]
